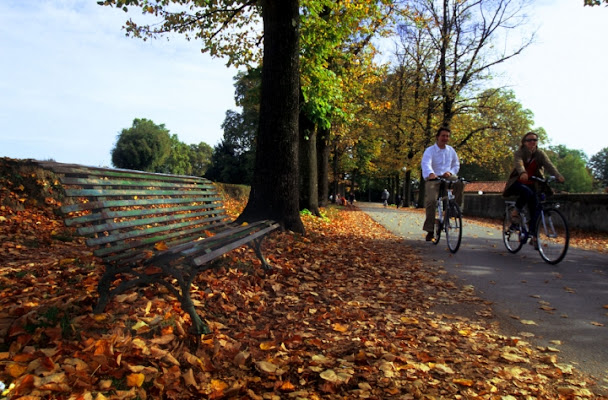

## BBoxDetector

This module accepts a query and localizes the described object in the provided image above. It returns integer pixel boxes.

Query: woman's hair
[520,131,538,148]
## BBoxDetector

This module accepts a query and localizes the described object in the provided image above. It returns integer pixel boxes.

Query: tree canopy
[589,147,608,189]
[112,118,172,171]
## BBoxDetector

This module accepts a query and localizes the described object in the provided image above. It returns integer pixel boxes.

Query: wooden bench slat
[60,197,224,213]
[65,204,224,227]
[75,209,226,235]
[193,222,281,266]
[85,214,228,246]
[100,221,231,264]
[61,176,216,190]
[39,162,211,184]
[64,188,215,197]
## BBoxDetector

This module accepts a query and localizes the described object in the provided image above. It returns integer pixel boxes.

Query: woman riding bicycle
[502,132,565,247]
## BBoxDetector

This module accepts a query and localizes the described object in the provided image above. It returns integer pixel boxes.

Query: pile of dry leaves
[0,158,605,399]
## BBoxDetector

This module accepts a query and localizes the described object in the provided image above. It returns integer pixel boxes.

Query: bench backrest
[38,161,232,267]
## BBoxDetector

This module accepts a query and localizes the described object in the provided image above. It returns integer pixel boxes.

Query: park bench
[37,161,280,335]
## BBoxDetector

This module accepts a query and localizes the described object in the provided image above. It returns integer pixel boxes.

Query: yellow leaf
[400,316,419,324]
[453,378,474,387]
[241,222,249,226]
[154,241,169,251]
[126,373,145,387]
[259,341,276,350]
[520,319,537,325]
[131,320,148,331]
[332,323,348,332]
[6,362,27,378]
[211,379,228,392]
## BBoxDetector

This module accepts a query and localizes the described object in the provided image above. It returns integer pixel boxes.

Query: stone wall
[463,193,608,232]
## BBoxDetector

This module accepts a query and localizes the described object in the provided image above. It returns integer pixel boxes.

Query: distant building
[465,181,506,194]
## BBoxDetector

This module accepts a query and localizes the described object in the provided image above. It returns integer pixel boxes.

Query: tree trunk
[317,126,330,207]
[237,0,305,234]
[299,111,320,216]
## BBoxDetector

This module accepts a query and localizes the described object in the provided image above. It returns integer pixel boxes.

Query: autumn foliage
[0,158,605,399]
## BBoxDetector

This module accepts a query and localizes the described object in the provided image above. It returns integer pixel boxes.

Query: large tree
[589,147,608,189]
[547,145,593,193]
[111,118,172,171]
[99,0,304,233]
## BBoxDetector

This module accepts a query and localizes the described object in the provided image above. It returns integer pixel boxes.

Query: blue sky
[1,0,607,167]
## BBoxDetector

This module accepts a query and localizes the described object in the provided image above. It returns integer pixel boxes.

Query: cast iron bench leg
[249,237,272,271]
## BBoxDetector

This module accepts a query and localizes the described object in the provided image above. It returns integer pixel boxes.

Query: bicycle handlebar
[428,176,468,183]
[530,175,559,184]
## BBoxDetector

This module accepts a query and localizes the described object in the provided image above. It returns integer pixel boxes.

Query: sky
[1,0,607,168]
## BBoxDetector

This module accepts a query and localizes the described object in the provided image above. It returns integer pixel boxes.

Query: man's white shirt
[421,143,460,180]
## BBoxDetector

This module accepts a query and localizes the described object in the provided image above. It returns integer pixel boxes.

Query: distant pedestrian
[348,192,355,205]
[381,189,390,207]
[396,194,402,208]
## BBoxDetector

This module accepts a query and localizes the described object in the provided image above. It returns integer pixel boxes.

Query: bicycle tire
[536,207,569,264]
[502,204,524,253]
[445,202,462,253]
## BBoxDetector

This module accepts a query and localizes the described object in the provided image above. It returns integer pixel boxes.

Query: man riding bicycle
[421,127,464,242]
[502,131,565,248]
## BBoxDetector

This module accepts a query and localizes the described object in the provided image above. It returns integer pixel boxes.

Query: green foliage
[547,145,593,193]
[111,118,172,171]
[159,134,193,175]
[584,0,608,5]
[206,69,259,184]
[97,0,263,68]
[189,142,213,177]
[589,147,608,188]
[205,139,254,184]
[111,118,213,176]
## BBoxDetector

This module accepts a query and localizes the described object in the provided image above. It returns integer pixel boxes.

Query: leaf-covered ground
[1,159,607,399]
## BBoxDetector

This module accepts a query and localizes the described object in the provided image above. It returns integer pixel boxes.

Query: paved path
[357,201,608,389]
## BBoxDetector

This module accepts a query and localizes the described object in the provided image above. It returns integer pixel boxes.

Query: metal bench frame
[38,161,280,335]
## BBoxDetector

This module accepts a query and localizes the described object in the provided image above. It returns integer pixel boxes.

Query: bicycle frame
[502,176,569,264]
[433,177,465,253]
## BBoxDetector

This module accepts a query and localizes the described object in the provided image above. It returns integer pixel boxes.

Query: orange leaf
[453,378,474,387]
[279,381,296,391]
[126,373,145,387]
[259,341,276,350]
[154,241,169,251]
[332,323,348,332]
[6,362,27,378]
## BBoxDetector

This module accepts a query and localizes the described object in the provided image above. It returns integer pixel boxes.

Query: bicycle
[432,177,466,253]
[502,176,569,264]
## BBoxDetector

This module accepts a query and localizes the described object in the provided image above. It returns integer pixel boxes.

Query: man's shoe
[425,231,434,242]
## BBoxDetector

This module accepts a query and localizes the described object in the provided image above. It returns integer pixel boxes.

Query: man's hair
[436,126,451,137]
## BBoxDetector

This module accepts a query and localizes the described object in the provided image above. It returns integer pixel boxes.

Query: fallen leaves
[0,158,605,399]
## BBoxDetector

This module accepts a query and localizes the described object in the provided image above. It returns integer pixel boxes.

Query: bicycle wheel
[536,207,569,264]
[503,204,524,253]
[445,202,462,253]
